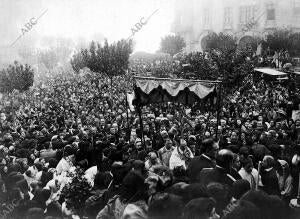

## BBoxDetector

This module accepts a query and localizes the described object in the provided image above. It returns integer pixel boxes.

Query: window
[203,9,210,26]
[266,3,275,20]
[294,0,300,15]
[224,7,233,27]
[239,5,256,24]
[180,15,183,25]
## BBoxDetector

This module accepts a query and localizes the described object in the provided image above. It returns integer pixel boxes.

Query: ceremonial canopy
[133,76,219,106]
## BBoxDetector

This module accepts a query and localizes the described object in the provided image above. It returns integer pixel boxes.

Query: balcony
[264,20,276,29]
[223,22,233,30]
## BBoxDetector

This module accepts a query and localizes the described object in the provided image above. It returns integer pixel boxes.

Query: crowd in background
[1,67,300,219]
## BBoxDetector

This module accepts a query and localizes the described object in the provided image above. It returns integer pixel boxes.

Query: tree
[265,29,293,54]
[204,32,237,52]
[209,41,254,91]
[201,32,255,90]
[160,35,186,56]
[174,52,218,80]
[0,61,34,93]
[263,29,299,68]
[173,32,254,92]
[289,32,300,56]
[70,39,133,77]
[70,51,87,73]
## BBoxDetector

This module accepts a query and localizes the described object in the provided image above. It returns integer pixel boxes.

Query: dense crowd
[1,68,300,219]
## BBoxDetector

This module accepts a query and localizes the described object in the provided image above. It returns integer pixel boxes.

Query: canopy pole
[137,104,145,149]
[125,92,130,137]
[215,82,222,140]
[133,82,145,149]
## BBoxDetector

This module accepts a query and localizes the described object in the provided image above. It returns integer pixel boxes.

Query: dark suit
[196,166,236,187]
[261,168,280,196]
[188,154,215,183]
[230,168,242,180]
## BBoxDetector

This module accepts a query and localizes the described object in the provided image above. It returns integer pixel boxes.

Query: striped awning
[133,77,219,106]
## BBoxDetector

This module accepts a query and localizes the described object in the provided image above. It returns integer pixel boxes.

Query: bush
[70,39,133,77]
[0,61,34,93]
[60,168,92,217]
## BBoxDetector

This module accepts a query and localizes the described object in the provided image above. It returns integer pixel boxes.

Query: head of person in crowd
[161,130,169,140]
[241,157,254,174]
[230,132,239,144]
[262,155,275,169]
[183,197,219,219]
[232,154,241,171]
[132,159,146,175]
[164,138,173,150]
[148,193,184,219]
[238,147,249,162]
[183,183,209,203]
[172,165,188,183]
[179,139,187,151]
[201,138,219,160]
[135,138,143,151]
[145,136,153,153]
[216,149,234,171]
[276,159,289,176]
[231,180,251,201]
[26,208,44,219]
[145,174,163,196]
[207,182,230,215]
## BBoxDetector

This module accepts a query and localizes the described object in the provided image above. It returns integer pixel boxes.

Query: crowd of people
[1,67,300,219]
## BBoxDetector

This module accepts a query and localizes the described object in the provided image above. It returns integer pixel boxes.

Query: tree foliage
[290,32,300,56]
[174,32,254,92]
[160,35,186,56]
[0,61,34,93]
[204,32,237,52]
[265,29,293,54]
[263,29,300,56]
[174,52,218,80]
[70,51,87,73]
[70,39,133,77]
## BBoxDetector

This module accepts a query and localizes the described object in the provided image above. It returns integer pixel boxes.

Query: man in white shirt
[169,139,194,170]
[239,157,262,190]
[158,138,175,167]
[56,145,75,175]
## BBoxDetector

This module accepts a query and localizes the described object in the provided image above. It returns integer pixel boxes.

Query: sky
[0,0,175,53]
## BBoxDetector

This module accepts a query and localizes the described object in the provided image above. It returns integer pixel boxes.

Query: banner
[292,110,300,122]
[126,92,135,111]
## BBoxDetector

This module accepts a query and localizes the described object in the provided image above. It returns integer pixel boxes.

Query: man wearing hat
[169,139,194,170]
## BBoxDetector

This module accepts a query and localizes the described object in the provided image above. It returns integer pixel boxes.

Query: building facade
[172,0,300,52]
